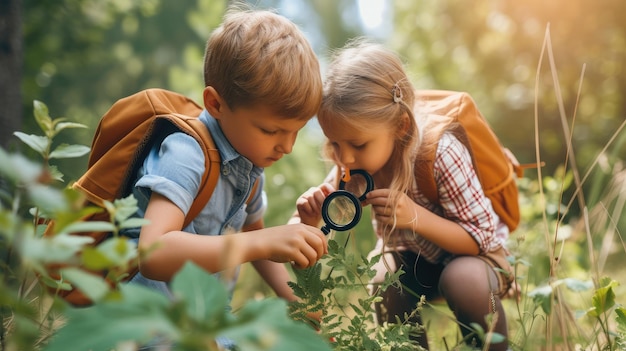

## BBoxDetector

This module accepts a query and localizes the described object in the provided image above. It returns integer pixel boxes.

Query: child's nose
[276,134,296,154]
[338,149,355,165]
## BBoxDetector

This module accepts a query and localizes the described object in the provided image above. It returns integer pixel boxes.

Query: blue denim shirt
[128,109,266,297]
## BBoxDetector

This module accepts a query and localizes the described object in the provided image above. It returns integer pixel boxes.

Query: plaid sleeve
[432,133,498,254]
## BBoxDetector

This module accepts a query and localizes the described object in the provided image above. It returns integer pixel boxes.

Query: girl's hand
[296,183,335,226]
[365,188,419,230]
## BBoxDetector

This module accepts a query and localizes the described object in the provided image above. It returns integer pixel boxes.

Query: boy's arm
[138,193,327,281]
[244,219,298,301]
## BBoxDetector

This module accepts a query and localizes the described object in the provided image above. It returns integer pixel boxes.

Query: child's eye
[261,129,278,135]
[352,143,366,150]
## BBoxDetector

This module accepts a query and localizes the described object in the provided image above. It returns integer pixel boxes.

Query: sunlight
[357,0,387,30]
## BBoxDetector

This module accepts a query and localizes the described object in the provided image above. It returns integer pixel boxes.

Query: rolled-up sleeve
[434,134,497,254]
[135,132,205,216]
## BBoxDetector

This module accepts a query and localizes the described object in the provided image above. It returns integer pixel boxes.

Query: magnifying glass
[320,190,362,235]
[320,169,374,235]
[338,169,374,201]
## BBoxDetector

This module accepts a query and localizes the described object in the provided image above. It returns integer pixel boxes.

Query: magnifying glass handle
[321,226,331,235]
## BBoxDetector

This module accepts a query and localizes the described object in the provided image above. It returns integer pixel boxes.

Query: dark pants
[372,251,509,350]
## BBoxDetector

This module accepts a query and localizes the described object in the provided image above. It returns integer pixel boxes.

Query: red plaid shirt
[374,133,509,264]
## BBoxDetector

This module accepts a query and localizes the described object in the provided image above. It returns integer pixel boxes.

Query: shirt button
[235,189,242,196]
[222,167,229,175]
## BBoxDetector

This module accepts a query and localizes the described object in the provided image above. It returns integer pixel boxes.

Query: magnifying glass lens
[343,172,370,199]
[321,190,362,235]
[326,195,358,226]
[339,169,374,201]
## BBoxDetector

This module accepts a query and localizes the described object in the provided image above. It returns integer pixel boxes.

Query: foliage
[0,100,332,351]
[45,263,330,351]
[288,235,423,350]
[391,0,626,227]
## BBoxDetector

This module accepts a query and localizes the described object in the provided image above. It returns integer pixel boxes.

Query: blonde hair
[203,4,322,120]
[318,39,420,236]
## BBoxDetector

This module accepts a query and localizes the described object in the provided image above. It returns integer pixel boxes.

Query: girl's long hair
[317,39,421,241]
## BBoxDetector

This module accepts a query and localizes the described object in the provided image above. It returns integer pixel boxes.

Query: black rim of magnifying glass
[320,190,362,235]
[338,169,375,201]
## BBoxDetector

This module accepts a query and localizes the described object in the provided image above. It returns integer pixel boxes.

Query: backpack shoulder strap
[159,114,221,227]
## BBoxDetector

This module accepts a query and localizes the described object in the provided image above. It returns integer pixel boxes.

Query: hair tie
[391,83,403,103]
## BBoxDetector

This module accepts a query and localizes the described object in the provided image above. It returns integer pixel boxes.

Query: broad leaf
[33,100,53,133]
[28,184,67,214]
[62,221,115,234]
[528,285,553,314]
[13,132,49,155]
[49,144,90,159]
[170,261,229,322]
[588,280,618,317]
[55,121,87,132]
[220,299,332,351]
[44,284,175,351]
[21,233,93,263]
[58,267,111,302]
[0,149,44,184]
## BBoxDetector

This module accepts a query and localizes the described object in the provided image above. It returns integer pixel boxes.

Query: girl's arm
[366,189,479,255]
[367,134,494,256]
[138,193,327,281]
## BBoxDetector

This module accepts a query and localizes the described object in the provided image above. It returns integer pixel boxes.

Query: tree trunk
[0,0,22,151]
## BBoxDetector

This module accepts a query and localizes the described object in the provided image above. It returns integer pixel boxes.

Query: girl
[296,39,512,350]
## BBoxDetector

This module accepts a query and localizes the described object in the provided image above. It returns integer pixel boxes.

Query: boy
[126,6,327,307]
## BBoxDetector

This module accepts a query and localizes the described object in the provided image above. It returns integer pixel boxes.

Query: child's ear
[203,86,224,118]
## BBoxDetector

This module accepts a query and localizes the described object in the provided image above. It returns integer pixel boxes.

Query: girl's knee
[439,256,499,296]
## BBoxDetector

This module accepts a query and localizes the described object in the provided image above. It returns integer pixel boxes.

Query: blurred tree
[391,0,626,220]
[0,0,22,151]
[21,0,225,181]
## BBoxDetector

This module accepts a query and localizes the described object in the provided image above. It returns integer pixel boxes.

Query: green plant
[1,100,332,351]
[288,234,424,350]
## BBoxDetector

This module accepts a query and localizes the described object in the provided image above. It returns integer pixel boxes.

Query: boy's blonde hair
[318,39,420,234]
[204,5,322,120]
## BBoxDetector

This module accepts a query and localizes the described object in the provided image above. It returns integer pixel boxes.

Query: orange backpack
[44,89,228,306]
[414,90,523,233]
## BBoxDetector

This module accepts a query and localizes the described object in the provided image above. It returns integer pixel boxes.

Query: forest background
[1,0,625,340]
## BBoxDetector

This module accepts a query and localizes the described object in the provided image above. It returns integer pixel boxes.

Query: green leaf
[81,247,114,270]
[50,205,104,234]
[13,132,49,155]
[562,278,593,292]
[589,280,617,317]
[33,100,53,133]
[616,307,626,332]
[170,261,229,322]
[0,148,44,184]
[95,236,138,267]
[528,285,553,314]
[220,298,332,351]
[55,121,88,132]
[44,284,174,351]
[62,221,115,234]
[119,217,150,229]
[48,164,65,182]
[49,144,91,159]
[58,267,111,302]
[28,184,67,214]
[113,195,141,222]
[487,332,506,344]
[21,233,94,264]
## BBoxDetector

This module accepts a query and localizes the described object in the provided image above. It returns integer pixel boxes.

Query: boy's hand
[259,223,328,269]
[365,188,419,230]
[296,183,335,226]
